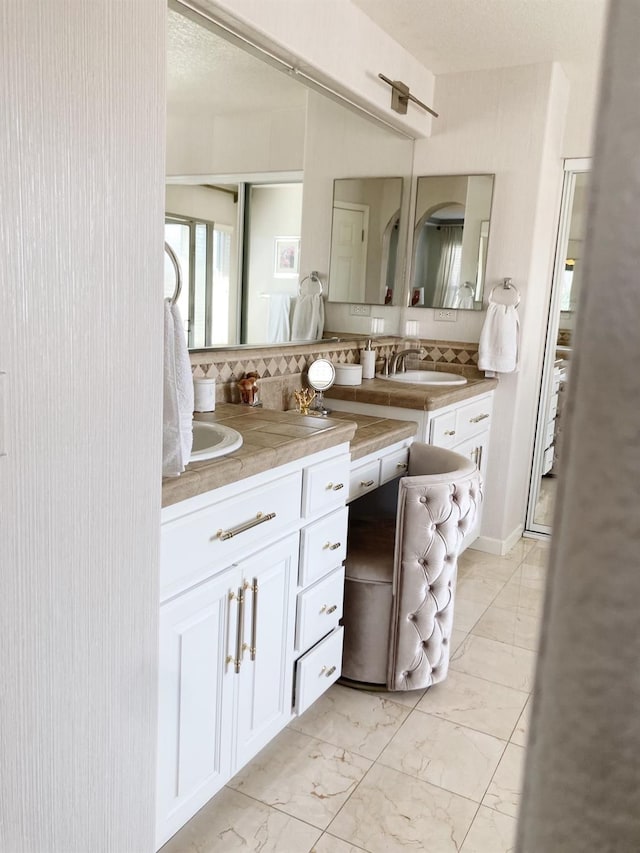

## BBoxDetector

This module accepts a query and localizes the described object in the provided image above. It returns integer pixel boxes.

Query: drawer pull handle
[326,604,337,615]
[250,577,258,661]
[396,462,408,470]
[444,429,456,436]
[469,413,490,423]
[360,479,375,487]
[326,482,344,491]
[320,665,336,677]
[323,540,341,551]
[235,585,245,674]
[216,511,276,541]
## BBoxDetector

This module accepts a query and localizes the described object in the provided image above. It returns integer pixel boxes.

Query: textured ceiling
[167,8,306,113]
[351,0,608,75]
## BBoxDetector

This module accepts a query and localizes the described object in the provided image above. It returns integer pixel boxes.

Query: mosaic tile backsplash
[189,337,481,402]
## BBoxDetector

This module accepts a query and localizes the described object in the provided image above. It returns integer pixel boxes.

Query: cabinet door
[156,565,238,849]
[234,534,299,769]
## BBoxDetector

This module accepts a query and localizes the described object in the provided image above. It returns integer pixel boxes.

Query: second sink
[377,370,467,386]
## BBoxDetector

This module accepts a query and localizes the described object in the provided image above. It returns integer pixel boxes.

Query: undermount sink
[376,370,467,386]
[190,421,243,462]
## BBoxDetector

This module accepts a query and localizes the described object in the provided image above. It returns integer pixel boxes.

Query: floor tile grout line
[221,783,332,834]
[403,702,526,745]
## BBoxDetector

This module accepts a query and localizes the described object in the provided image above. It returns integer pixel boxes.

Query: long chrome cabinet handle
[477,445,483,470]
[215,511,276,541]
[225,590,236,672]
[235,585,245,674]
[469,413,490,423]
[250,577,258,661]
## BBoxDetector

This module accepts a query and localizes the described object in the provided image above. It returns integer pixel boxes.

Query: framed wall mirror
[327,177,403,305]
[410,174,495,310]
[166,1,413,350]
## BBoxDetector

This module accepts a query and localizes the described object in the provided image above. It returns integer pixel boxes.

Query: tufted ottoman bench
[341,444,482,691]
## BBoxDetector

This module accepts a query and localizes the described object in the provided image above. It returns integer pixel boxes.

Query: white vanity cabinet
[329,391,494,482]
[156,444,350,849]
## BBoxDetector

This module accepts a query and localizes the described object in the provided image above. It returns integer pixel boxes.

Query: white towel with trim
[478,302,519,374]
[163,299,193,477]
[291,292,325,341]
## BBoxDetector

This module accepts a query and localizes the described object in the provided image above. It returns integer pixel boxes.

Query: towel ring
[489,277,520,307]
[299,270,323,296]
[164,242,183,305]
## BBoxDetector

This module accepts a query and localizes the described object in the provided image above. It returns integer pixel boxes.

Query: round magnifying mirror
[307,358,335,391]
[306,358,335,416]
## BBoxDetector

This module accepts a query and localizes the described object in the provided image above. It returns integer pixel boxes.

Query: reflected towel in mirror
[291,292,325,341]
[265,293,292,343]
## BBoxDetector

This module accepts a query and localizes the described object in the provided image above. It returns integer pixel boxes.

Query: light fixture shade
[371,317,385,334]
[405,320,419,337]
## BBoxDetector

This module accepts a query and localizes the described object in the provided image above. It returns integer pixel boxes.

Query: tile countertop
[161,404,417,508]
[325,375,498,410]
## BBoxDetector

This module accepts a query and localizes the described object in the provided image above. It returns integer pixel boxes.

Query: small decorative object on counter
[294,387,316,415]
[193,377,216,412]
[237,372,261,406]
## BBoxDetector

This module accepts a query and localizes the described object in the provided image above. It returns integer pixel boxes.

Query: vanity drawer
[302,454,350,518]
[299,506,348,587]
[349,459,380,501]
[295,566,345,654]
[455,396,493,442]
[294,627,344,715]
[161,471,302,599]
[380,447,410,483]
[430,410,458,447]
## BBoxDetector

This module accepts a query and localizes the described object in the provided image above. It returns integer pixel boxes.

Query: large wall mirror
[410,174,495,310]
[166,1,413,349]
[328,177,403,305]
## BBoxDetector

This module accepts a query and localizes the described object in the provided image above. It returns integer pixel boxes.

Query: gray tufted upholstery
[342,444,482,691]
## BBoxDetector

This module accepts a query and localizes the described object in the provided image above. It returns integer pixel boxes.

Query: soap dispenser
[360,339,376,379]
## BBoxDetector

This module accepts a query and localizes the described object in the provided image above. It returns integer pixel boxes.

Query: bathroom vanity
[156,387,492,847]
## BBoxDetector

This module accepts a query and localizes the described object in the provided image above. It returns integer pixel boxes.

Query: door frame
[525,157,591,536]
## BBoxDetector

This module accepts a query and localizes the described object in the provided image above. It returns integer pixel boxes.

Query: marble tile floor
[160,537,549,853]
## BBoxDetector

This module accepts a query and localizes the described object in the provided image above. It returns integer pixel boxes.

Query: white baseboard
[470,523,525,556]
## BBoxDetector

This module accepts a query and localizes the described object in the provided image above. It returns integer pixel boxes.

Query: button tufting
[408,613,416,621]
[420,496,427,504]
[422,640,429,648]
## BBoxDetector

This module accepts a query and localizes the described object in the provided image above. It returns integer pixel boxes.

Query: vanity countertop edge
[324,375,498,410]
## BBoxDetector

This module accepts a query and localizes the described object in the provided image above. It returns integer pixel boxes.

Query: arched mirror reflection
[411,174,494,310]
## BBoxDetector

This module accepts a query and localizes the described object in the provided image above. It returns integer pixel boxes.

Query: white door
[234,534,298,769]
[156,565,238,848]
[329,203,369,302]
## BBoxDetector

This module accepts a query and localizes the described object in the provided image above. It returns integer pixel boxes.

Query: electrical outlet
[435,308,457,322]
[349,304,371,316]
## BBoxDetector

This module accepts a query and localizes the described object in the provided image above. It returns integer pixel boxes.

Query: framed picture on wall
[274,237,300,277]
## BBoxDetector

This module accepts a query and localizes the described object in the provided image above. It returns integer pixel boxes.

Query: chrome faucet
[390,347,425,374]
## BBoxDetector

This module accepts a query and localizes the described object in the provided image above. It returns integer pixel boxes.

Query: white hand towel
[291,292,325,341]
[267,293,292,343]
[163,299,194,477]
[478,302,520,374]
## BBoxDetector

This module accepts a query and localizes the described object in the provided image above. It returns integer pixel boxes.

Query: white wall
[165,184,237,226]
[0,2,164,850]
[406,63,569,549]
